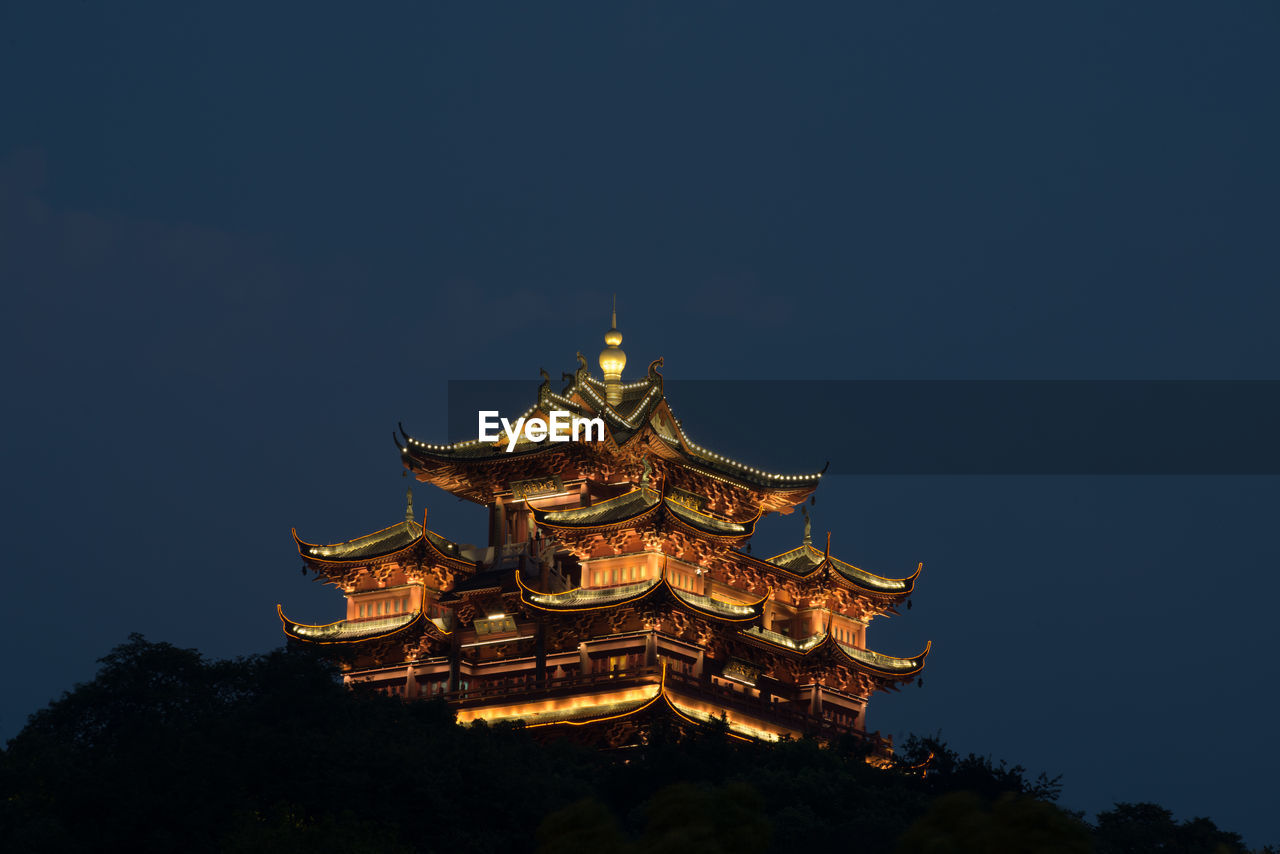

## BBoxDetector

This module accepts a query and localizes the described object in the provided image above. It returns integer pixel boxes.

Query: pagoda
[280,311,929,750]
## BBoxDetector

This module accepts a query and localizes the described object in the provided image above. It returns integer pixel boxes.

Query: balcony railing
[663,668,864,739]
[428,664,882,745]
[439,665,661,704]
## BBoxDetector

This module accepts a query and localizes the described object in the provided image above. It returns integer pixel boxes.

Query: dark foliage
[0,636,1269,853]
[895,733,1063,802]
[895,791,1093,854]
[1094,802,1250,854]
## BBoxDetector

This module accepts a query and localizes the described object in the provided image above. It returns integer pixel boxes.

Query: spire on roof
[405,486,414,522]
[599,295,626,405]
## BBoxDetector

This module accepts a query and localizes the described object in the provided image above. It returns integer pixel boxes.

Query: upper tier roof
[399,357,825,496]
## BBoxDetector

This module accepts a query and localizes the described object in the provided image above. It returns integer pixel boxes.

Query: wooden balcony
[433,664,890,751]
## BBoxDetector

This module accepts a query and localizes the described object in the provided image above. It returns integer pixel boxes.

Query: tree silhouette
[0,635,1269,853]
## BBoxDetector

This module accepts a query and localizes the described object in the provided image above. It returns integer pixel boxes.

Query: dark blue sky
[3,2,1277,845]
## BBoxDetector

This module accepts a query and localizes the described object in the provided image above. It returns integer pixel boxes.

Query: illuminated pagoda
[280,311,929,750]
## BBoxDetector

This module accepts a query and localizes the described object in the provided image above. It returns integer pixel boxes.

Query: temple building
[280,313,929,750]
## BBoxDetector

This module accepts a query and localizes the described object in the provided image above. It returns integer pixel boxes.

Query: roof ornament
[538,367,551,407]
[405,486,415,523]
[647,356,664,393]
[599,295,626,405]
[641,457,653,488]
[801,506,812,547]
[574,351,589,387]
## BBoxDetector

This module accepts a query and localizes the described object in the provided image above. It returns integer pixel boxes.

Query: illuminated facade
[280,317,929,749]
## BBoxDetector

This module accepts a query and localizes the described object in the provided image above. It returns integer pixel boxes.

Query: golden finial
[599,294,626,405]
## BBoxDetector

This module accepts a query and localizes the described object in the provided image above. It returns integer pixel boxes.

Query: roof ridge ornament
[599,296,626,405]
[405,486,415,523]
[801,506,812,547]
[647,357,664,393]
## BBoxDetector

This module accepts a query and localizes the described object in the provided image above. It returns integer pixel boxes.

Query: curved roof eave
[277,604,424,645]
[532,488,662,530]
[292,520,424,565]
[663,497,759,539]
[516,571,664,612]
[833,639,932,676]
[664,579,766,622]
[826,560,922,596]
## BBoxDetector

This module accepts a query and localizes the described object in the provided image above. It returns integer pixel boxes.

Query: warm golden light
[456,685,659,724]
[284,315,926,755]
[599,296,626,404]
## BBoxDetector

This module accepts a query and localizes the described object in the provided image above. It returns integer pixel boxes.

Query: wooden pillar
[535,616,547,688]
[448,631,461,693]
[538,536,550,590]
[489,497,504,548]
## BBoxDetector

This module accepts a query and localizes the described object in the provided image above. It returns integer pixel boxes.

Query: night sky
[3,2,1278,846]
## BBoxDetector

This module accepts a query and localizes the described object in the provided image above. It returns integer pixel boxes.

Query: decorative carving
[667,487,706,513]
[510,475,564,500]
[647,356,664,385]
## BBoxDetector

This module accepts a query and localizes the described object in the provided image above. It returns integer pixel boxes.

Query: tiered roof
[280,319,928,743]
[398,357,825,511]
